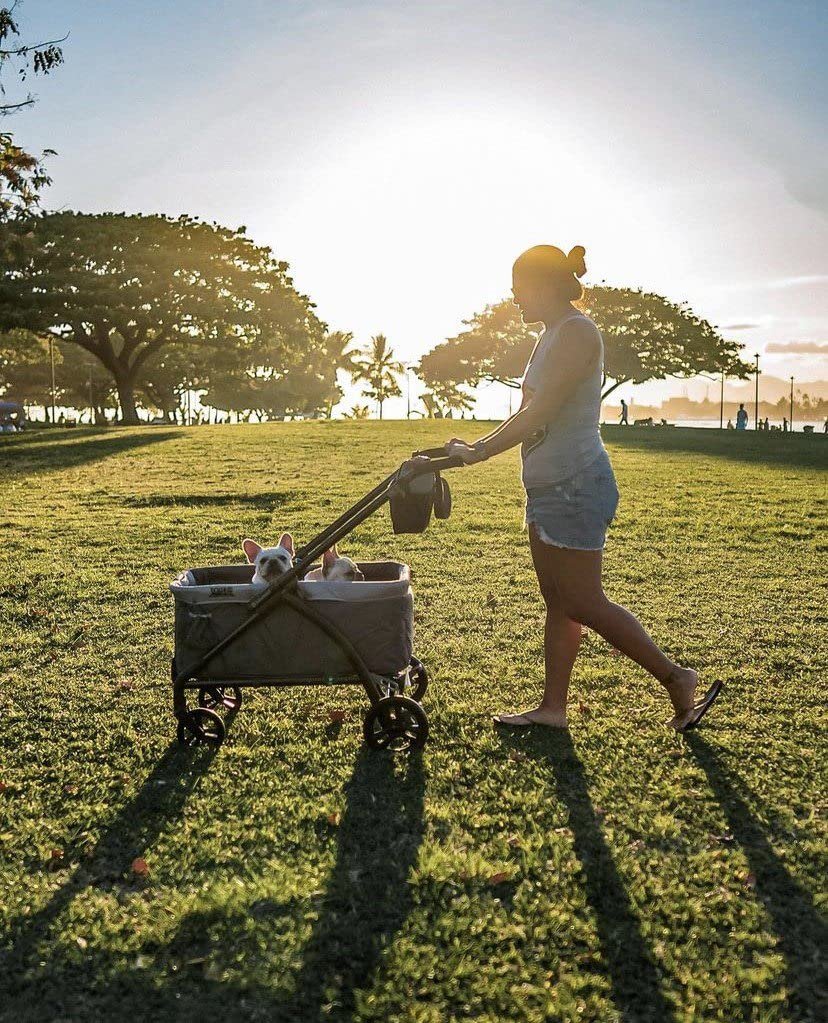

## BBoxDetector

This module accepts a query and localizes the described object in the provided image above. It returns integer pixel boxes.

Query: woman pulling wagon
[443,244,721,732]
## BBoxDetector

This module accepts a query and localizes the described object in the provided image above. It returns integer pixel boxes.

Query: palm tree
[350,334,403,419]
[342,403,372,420]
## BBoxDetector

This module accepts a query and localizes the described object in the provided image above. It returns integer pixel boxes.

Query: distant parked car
[0,400,26,433]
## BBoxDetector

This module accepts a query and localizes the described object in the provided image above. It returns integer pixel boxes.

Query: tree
[351,334,403,419]
[203,329,353,421]
[418,287,750,401]
[0,212,328,423]
[0,5,66,220]
[0,328,114,420]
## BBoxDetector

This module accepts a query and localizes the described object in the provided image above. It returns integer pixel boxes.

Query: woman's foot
[662,667,699,730]
[493,707,568,729]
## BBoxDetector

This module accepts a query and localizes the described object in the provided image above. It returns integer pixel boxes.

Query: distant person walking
[736,403,748,430]
[619,398,629,425]
[823,417,827,434]
[442,243,720,733]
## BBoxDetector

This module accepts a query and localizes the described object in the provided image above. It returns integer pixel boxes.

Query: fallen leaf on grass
[327,710,347,723]
[0,781,7,793]
[47,848,64,870]
[327,812,340,827]
[131,857,150,877]
[488,871,511,885]
[742,871,757,889]
[76,936,88,950]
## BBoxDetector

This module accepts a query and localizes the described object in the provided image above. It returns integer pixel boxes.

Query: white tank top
[521,310,606,487]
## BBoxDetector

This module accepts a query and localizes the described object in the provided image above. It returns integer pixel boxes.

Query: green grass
[1,422,826,1022]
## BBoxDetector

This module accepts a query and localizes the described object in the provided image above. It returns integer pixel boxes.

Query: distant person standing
[763,417,770,431]
[783,417,788,432]
[823,417,827,434]
[736,403,748,430]
[726,418,734,430]
[619,398,629,425]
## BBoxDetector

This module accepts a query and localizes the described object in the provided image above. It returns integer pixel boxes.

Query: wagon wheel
[198,685,243,712]
[363,696,429,753]
[407,657,429,702]
[177,708,226,748]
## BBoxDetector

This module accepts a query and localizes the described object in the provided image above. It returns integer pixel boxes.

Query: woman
[445,244,721,732]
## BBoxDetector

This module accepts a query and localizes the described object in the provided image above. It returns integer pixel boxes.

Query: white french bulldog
[242,533,295,586]
[305,544,365,582]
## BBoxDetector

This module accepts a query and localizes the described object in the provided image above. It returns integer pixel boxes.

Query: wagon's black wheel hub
[177,707,226,748]
[406,657,429,702]
[363,695,429,752]
[198,685,243,712]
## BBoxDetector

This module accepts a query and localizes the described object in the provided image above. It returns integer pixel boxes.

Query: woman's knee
[559,592,608,628]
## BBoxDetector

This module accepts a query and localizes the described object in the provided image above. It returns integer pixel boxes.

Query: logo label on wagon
[210,585,233,596]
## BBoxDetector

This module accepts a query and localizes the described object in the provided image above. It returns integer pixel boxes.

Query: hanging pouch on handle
[390,472,435,533]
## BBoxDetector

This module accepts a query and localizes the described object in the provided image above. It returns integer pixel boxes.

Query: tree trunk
[114,370,140,424]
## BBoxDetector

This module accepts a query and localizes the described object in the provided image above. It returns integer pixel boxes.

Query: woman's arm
[447,320,600,462]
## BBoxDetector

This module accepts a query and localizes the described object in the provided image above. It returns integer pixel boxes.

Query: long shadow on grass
[602,424,827,471]
[687,734,828,1021]
[0,742,216,1018]
[0,428,179,476]
[17,747,426,1021]
[122,491,295,510]
[270,747,426,1021]
[501,729,676,1023]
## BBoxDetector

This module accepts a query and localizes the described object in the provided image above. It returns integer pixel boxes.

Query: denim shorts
[524,452,620,551]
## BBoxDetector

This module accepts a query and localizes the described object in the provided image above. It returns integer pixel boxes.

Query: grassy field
[0,422,826,1023]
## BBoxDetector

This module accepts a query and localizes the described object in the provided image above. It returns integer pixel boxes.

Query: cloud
[765,340,828,354]
[723,322,759,331]
[769,275,828,289]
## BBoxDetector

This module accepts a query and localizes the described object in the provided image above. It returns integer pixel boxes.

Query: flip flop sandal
[675,680,724,733]
[493,713,537,727]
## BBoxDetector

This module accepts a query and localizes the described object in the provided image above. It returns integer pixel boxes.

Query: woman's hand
[445,440,487,464]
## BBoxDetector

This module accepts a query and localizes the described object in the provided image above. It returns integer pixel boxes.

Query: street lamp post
[790,376,794,432]
[406,365,412,419]
[49,335,56,425]
[719,370,725,430]
[753,353,760,430]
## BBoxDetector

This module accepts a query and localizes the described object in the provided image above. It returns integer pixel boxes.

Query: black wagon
[170,448,461,753]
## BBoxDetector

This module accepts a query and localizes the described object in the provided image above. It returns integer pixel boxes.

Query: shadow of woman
[1,741,218,1016]
[686,733,828,1021]
[271,746,426,1022]
[498,728,676,1023]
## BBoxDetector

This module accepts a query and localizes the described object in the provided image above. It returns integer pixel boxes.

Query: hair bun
[567,245,587,278]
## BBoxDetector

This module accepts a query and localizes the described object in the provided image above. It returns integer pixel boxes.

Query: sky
[11,0,828,416]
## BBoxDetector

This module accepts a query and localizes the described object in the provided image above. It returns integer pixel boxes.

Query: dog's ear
[278,532,294,556]
[322,548,337,576]
[242,538,262,563]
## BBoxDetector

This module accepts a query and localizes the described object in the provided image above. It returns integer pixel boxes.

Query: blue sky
[11,0,828,410]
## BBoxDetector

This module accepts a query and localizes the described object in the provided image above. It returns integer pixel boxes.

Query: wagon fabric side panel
[170,561,413,680]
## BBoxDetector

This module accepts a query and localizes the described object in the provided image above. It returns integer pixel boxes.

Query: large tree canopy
[418,287,750,402]
[0,212,328,422]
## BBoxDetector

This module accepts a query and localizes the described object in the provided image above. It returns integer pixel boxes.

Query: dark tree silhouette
[0,212,327,423]
[419,287,750,401]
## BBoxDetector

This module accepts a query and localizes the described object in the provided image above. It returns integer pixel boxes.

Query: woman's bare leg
[535,543,699,726]
[495,526,583,727]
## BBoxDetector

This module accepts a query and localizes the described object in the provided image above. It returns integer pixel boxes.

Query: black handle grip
[410,447,465,471]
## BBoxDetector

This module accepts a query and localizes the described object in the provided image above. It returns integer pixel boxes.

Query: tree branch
[600,378,630,401]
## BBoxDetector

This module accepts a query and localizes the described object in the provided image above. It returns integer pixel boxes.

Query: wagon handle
[408,447,466,472]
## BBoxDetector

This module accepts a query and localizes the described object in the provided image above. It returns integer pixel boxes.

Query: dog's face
[243,533,294,585]
[322,545,364,582]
